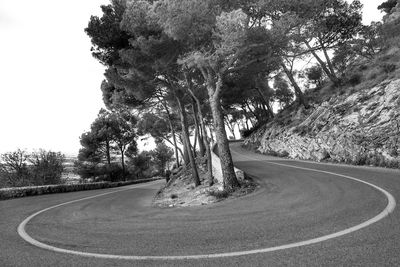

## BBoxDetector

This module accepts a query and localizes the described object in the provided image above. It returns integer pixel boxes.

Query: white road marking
[18,155,396,260]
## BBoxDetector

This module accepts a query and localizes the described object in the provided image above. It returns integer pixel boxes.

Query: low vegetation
[0,149,65,188]
[0,177,160,201]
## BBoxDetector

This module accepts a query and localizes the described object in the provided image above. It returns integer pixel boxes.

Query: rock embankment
[245,79,400,167]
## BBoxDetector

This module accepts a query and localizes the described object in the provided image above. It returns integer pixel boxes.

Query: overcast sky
[0,0,384,155]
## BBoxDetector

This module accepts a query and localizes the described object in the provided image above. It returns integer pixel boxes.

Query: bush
[208,189,230,200]
[29,150,65,185]
[0,149,65,188]
[241,122,266,138]
[0,177,161,200]
[381,63,396,73]
[347,73,362,86]
[75,162,127,182]
[280,150,290,157]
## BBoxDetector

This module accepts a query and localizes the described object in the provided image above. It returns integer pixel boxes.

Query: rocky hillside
[245,78,400,168]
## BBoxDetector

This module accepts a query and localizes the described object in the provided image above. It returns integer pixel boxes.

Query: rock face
[245,79,400,166]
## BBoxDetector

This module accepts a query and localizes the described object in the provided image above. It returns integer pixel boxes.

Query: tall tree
[152,142,174,176]
[29,150,65,185]
[0,149,30,187]
[85,0,130,66]
[109,111,137,176]
[110,0,201,186]
[137,112,184,162]
[78,109,137,178]
[156,2,285,190]
[378,0,398,14]
[247,0,363,85]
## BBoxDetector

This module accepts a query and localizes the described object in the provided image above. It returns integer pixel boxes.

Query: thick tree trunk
[206,74,240,191]
[176,97,201,186]
[281,63,309,109]
[182,136,190,166]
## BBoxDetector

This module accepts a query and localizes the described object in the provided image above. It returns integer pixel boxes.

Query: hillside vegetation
[245,42,400,168]
[83,0,400,197]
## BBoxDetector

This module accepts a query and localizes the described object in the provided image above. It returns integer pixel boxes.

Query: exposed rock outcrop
[245,79,400,166]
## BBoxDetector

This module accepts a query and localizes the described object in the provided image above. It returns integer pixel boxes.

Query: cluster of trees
[0,149,65,188]
[76,108,137,179]
[76,108,174,181]
[84,0,398,190]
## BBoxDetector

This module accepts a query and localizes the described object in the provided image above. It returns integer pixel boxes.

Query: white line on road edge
[18,159,396,261]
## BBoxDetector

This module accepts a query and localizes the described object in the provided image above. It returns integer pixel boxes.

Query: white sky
[0,0,384,155]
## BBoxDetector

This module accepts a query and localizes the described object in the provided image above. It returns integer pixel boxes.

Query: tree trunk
[225,118,237,140]
[255,87,274,119]
[193,126,198,157]
[163,102,180,168]
[281,63,310,109]
[192,100,205,157]
[182,138,189,166]
[319,38,337,80]
[245,102,260,122]
[208,126,215,143]
[189,90,213,185]
[206,74,240,191]
[176,97,201,186]
[230,123,237,139]
[304,41,340,85]
[120,147,126,180]
[106,140,111,166]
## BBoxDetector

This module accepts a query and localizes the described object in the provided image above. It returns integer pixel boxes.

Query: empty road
[1,142,399,266]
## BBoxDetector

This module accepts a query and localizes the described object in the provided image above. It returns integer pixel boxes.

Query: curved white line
[18,160,396,260]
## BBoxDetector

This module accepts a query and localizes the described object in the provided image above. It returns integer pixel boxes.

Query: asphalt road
[1,142,399,266]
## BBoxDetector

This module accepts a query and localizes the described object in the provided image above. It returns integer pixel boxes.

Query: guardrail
[0,177,162,201]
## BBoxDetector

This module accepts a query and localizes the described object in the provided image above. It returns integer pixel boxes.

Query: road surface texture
[1,142,399,266]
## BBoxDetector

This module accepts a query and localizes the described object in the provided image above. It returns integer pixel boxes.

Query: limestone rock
[246,79,400,165]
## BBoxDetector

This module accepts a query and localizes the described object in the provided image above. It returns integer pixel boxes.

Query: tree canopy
[84,0,393,190]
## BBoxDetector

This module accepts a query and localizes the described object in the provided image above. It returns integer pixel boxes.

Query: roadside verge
[0,177,162,201]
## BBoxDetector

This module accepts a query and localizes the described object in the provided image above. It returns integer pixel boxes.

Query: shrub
[0,149,65,188]
[381,63,396,73]
[0,177,161,200]
[280,150,290,157]
[241,122,266,138]
[29,150,65,185]
[75,162,126,182]
[347,73,362,86]
[208,189,230,200]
